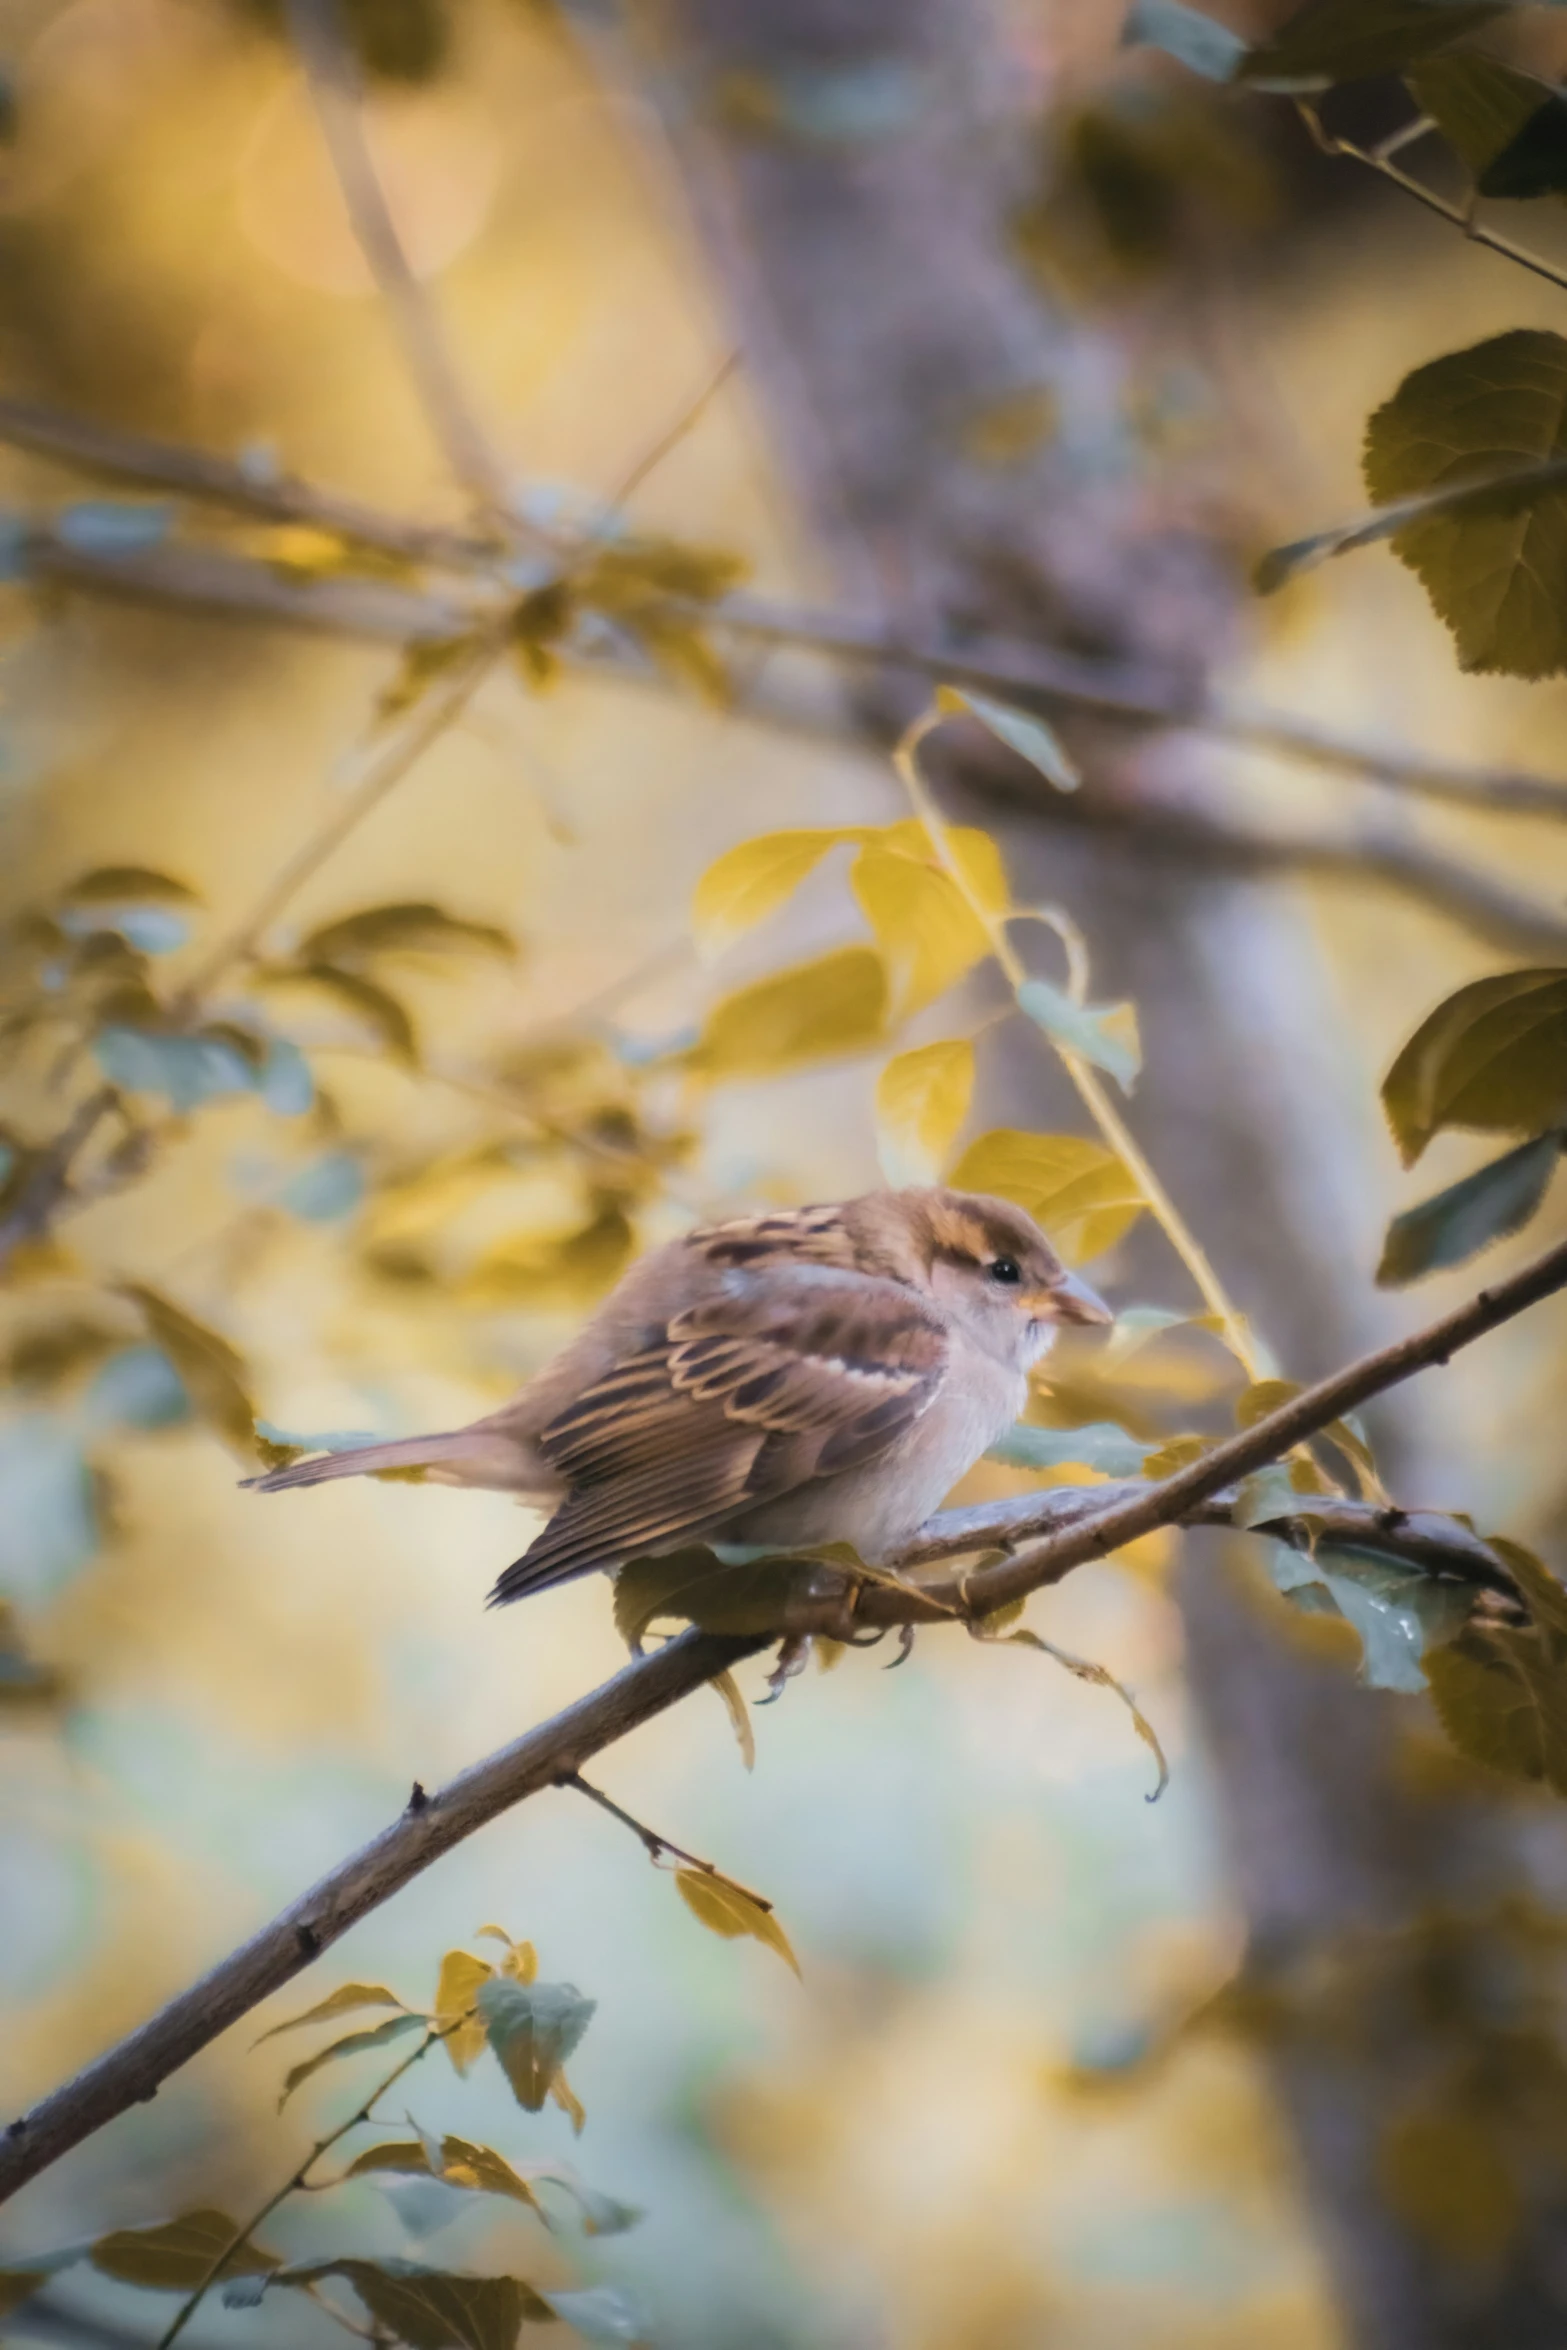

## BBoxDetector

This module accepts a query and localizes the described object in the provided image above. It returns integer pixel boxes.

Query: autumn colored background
[4,2,1567,2346]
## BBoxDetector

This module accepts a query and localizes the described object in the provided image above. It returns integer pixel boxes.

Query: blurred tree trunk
[629,1,1567,2340]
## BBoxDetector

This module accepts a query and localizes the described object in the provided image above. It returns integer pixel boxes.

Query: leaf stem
[152,2022,449,2350]
[562,1771,778,1908]
[892,709,1260,1375]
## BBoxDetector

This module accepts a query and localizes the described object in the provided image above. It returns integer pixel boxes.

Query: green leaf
[254,1982,409,2044]
[270,2258,554,2350]
[1016,977,1141,1092]
[987,1421,1151,1475]
[1363,331,1567,677]
[1382,968,1567,1161]
[539,2286,649,2344]
[93,1026,258,1110]
[675,1867,801,1976]
[293,962,420,1067]
[1378,1131,1563,1284]
[1487,1534,1567,1648]
[691,828,855,958]
[298,902,514,966]
[691,946,888,1080]
[1233,1461,1300,1530]
[935,684,1080,791]
[1407,49,1567,195]
[874,1039,974,1184]
[1427,1626,1567,1793]
[1121,0,1248,81]
[1478,93,1567,200]
[1240,0,1505,94]
[477,1977,595,2111]
[1315,1543,1476,1693]
[613,1547,819,1648]
[117,1283,258,1458]
[949,1128,1143,1265]
[90,2211,278,2291]
[277,2012,425,2108]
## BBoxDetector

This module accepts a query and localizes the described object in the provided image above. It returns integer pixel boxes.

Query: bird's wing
[488,1266,949,1603]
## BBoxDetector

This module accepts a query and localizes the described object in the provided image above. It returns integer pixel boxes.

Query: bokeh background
[4,2,1567,2345]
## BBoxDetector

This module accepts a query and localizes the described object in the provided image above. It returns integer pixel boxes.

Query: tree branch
[5,1231,1566,2207]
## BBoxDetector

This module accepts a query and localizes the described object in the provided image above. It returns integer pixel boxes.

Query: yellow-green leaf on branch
[875,1039,975,1185]
[1378,1132,1563,1285]
[90,2212,278,2291]
[950,1129,1143,1264]
[1382,969,1567,1163]
[277,2013,425,2109]
[692,946,888,1080]
[117,1284,258,1459]
[674,1867,801,1976]
[434,1948,494,2075]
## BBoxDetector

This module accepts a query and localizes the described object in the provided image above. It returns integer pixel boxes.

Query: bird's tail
[245,1428,530,1495]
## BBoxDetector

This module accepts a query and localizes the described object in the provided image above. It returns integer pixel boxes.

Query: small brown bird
[251,1186,1110,1605]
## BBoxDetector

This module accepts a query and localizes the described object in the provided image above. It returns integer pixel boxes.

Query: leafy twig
[4,1228,1566,2206]
[152,2021,450,2349]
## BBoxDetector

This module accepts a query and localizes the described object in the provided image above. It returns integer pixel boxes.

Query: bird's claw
[883,1623,917,1670]
[758,1633,813,1704]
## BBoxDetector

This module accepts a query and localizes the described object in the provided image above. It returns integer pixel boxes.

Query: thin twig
[284,0,525,533]
[1297,100,1567,298]
[176,632,501,999]
[600,350,741,515]
[563,1770,746,1882]
[8,396,1566,819]
[4,1229,1566,2207]
[0,1086,118,1273]
[154,2023,449,2349]
[894,706,1261,1376]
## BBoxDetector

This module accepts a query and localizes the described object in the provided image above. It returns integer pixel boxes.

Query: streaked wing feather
[489,1267,948,1605]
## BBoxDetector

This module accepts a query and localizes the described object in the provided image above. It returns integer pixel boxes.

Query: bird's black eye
[990,1256,1021,1285]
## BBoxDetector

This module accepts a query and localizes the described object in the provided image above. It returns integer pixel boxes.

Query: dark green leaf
[1427,1626,1567,1793]
[1240,0,1504,93]
[477,1977,595,2111]
[298,902,513,966]
[1407,50,1567,193]
[1363,331,1567,677]
[271,2258,554,2350]
[294,963,420,1067]
[1480,97,1567,200]
[1487,1534,1567,1648]
[90,2211,278,2291]
[1382,968,1567,1161]
[278,2012,425,2108]
[613,1546,820,1649]
[117,1283,258,1458]
[1120,0,1248,81]
[1378,1131,1562,1283]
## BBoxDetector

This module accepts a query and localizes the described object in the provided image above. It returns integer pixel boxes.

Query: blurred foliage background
[4,0,1567,2344]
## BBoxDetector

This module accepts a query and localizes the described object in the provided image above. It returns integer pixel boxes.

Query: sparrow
[250,1186,1110,1605]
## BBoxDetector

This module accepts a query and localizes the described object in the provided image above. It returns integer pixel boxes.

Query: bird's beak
[1027,1270,1112,1327]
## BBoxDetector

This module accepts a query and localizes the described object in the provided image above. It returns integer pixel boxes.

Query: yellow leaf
[693,947,888,1081]
[692,828,857,959]
[674,1867,801,1977]
[949,1129,1143,1265]
[851,846,990,1015]
[875,1039,975,1185]
[433,1948,493,2075]
[710,1666,756,1771]
[551,2067,586,2134]
[253,1984,408,2045]
[1141,1433,1214,1479]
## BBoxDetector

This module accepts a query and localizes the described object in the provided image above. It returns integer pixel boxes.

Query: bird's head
[848,1185,1111,1366]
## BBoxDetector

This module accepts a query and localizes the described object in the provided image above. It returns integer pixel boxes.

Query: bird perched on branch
[250,1185,1109,1606]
